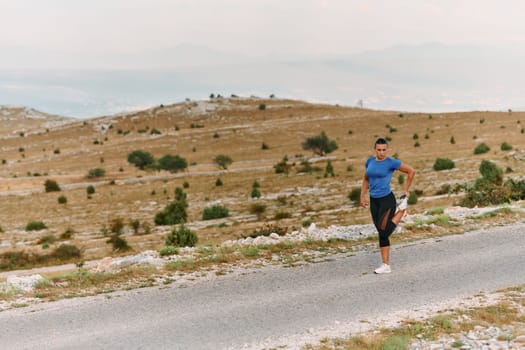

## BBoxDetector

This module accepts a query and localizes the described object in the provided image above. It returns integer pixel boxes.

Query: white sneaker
[374,263,391,274]
[397,195,408,211]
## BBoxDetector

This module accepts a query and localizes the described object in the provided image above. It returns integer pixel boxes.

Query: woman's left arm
[398,163,415,197]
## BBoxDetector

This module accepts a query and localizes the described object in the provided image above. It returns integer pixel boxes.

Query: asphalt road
[1,223,524,350]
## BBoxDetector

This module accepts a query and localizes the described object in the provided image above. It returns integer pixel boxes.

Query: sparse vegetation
[165,224,198,247]
[26,221,47,231]
[44,179,61,192]
[127,150,155,170]
[155,187,188,225]
[202,205,229,220]
[87,168,105,178]
[433,158,455,171]
[474,143,490,155]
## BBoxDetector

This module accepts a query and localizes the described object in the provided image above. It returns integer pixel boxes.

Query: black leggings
[370,192,397,247]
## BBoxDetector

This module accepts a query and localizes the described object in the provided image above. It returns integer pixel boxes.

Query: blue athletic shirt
[365,156,402,198]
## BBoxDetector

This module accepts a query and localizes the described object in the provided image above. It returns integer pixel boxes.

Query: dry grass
[1,98,525,269]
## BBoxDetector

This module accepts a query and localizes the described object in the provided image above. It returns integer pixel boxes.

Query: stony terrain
[1,98,525,348]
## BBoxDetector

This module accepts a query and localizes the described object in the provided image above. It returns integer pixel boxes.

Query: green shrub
[450,136,455,144]
[261,142,269,150]
[155,187,188,225]
[86,185,95,195]
[479,160,503,184]
[87,168,106,178]
[251,187,261,198]
[157,154,187,173]
[274,156,291,174]
[58,195,68,204]
[433,158,455,171]
[474,143,490,155]
[348,188,361,204]
[324,159,335,177]
[398,174,404,185]
[159,245,179,256]
[166,224,198,247]
[52,244,81,260]
[215,178,223,186]
[26,221,47,231]
[500,142,513,151]
[258,103,266,110]
[106,235,131,251]
[408,191,418,205]
[202,205,229,220]
[44,179,61,192]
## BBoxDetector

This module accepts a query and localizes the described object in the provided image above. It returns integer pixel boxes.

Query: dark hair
[374,137,388,147]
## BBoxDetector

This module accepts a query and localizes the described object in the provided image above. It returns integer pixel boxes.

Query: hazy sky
[2,0,525,61]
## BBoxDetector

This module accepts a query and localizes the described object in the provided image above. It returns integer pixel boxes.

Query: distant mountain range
[2,42,525,117]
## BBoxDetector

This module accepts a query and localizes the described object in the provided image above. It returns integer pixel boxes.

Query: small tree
[87,185,95,195]
[479,160,503,185]
[213,155,233,169]
[500,142,513,151]
[215,178,223,186]
[58,195,68,204]
[127,150,155,170]
[302,131,338,156]
[274,156,291,174]
[44,179,61,192]
[158,154,188,173]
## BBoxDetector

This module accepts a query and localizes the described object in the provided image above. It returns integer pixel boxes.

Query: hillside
[0,97,524,263]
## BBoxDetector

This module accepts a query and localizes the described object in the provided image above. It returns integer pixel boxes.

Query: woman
[360,137,415,274]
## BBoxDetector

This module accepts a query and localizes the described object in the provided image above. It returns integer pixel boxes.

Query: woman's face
[374,143,388,160]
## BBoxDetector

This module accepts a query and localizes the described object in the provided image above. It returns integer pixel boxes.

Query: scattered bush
[157,154,188,173]
[106,235,131,252]
[87,168,106,178]
[302,131,338,156]
[251,187,261,198]
[155,187,188,225]
[500,142,513,151]
[130,219,140,234]
[249,203,267,219]
[450,136,455,144]
[474,143,490,155]
[433,158,455,171]
[58,195,68,204]
[479,160,503,184]
[38,234,57,245]
[44,179,61,192]
[398,175,404,185]
[348,188,361,204]
[26,221,47,231]
[60,228,75,240]
[166,224,198,247]
[52,244,82,260]
[127,150,155,170]
[258,104,266,110]
[202,205,229,220]
[110,218,124,235]
[261,142,269,150]
[274,210,291,220]
[274,156,291,174]
[159,245,179,256]
[86,185,95,195]
[247,224,287,238]
[215,178,223,186]
[407,191,418,205]
[213,155,233,169]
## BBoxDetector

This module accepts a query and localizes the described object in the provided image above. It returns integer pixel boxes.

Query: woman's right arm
[360,174,369,208]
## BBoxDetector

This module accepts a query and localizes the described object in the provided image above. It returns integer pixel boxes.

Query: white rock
[269,233,280,240]
[6,274,45,292]
[307,223,317,234]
